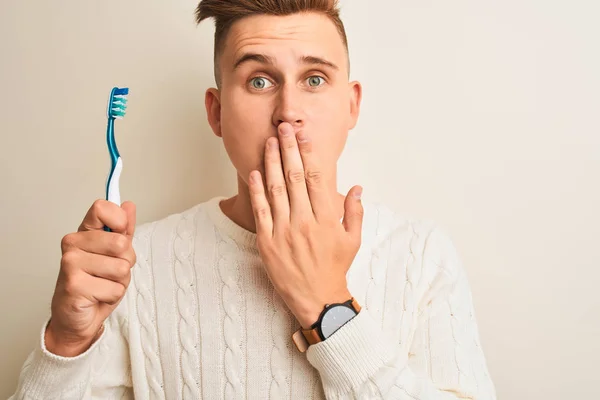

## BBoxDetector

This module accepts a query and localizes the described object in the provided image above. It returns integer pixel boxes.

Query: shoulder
[361,199,436,251]
[131,201,207,258]
[362,200,463,282]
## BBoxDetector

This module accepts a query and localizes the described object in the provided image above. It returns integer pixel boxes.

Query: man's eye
[307,76,325,87]
[250,77,273,90]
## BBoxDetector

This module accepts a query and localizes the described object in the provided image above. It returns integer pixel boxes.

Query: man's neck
[219,174,347,234]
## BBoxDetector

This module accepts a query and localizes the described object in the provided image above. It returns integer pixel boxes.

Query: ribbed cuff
[18,316,106,397]
[306,309,403,396]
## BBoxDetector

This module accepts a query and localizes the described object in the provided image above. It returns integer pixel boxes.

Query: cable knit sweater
[11,196,496,399]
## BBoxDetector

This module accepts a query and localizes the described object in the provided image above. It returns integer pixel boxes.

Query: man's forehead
[222,13,347,67]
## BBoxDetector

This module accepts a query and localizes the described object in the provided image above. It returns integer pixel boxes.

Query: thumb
[342,186,364,238]
[121,201,137,237]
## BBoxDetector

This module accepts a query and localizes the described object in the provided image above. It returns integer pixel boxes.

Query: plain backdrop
[1,0,599,398]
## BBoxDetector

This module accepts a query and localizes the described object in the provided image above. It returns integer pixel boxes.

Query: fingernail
[297,133,309,143]
[353,188,363,200]
[280,124,292,136]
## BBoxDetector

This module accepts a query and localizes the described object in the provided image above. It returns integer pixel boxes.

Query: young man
[11,1,496,398]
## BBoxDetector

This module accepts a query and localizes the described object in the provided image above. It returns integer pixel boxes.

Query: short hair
[195,0,349,86]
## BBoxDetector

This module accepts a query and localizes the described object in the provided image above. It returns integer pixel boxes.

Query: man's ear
[205,88,222,137]
[348,80,362,130]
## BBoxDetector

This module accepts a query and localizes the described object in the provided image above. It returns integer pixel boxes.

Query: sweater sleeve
[306,226,497,399]
[9,297,133,399]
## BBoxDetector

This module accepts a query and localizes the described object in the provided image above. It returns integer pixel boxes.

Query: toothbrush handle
[104,115,122,232]
[107,157,123,205]
[104,157,123,232]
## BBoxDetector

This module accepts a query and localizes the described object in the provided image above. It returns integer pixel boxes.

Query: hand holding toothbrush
[45,87,135,357]
[46,200,136,357]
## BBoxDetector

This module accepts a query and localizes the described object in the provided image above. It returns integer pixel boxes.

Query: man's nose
[272,85,305,129]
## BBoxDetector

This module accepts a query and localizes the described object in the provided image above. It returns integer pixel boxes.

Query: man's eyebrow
[233,53,275,70]
[301,55,339,71]
[232,53,339,71]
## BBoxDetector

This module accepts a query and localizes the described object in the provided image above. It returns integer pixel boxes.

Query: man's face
[206,12,361,190]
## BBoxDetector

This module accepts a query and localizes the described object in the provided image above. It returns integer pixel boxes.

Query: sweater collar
[204,196,259,252]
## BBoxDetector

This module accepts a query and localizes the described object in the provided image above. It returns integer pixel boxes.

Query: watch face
[321,305,357,339]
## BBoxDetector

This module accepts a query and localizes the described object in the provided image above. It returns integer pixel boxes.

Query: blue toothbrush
[104,87,129,232]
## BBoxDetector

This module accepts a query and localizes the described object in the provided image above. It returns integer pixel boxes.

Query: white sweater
[11,196,496,399]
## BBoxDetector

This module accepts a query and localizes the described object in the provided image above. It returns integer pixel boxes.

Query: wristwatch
[292,297,361,353]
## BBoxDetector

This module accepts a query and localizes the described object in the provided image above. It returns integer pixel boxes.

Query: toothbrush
[105,87,129,232]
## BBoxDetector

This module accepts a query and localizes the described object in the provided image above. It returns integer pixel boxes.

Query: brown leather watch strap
[301,327,322,346]
[292,329,309,353]
[350,297,362,313]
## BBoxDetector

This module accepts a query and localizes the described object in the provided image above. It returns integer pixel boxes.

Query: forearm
[306,310,495,400]
[10,317,102,399]
[10,315,132,400]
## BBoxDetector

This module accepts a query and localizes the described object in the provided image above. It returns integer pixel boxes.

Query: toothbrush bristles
[111,98,127,117]
[109,87,129,118]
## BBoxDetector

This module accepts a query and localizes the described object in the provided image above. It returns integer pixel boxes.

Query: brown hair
[195,0,349,86]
